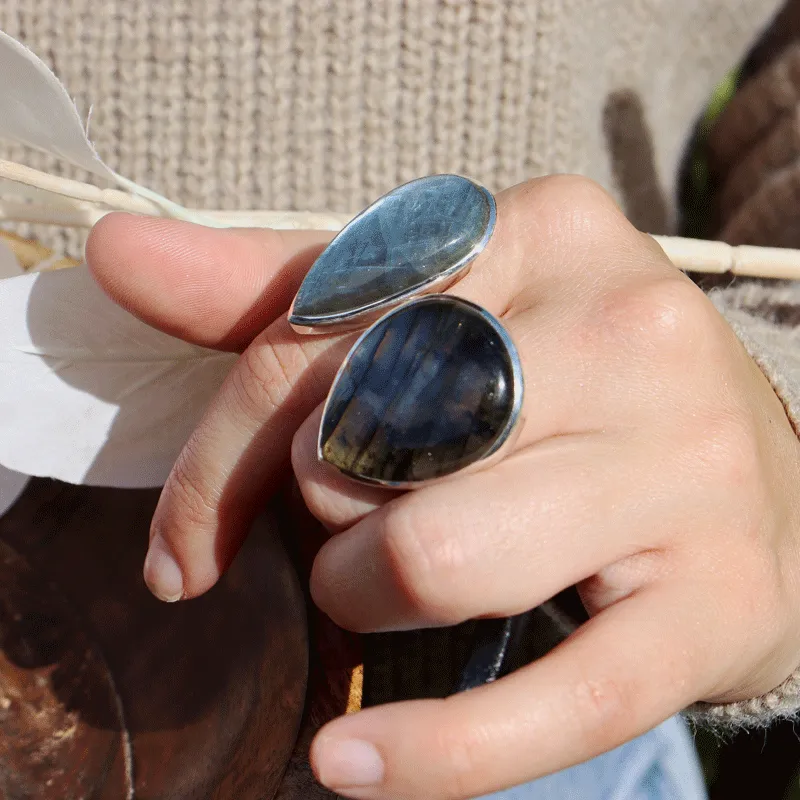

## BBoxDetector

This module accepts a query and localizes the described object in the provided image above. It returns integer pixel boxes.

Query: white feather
[0,466,29,517]
[0,29,216,224]
[0,245,32,513]
[0,266,237,487]
[0,29,354,229]
[0,28,114,178]
[0,29,339,492]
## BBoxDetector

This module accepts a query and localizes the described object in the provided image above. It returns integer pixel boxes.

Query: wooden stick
[0,199,350,231]
[3,159,800,280]
[0,159,351,230]
[0,159,160,215]
[652,236,800,280]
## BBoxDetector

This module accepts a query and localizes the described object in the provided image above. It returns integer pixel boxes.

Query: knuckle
[541,174,618,208]
[230,345,283,421]
[164,446,219,533]
[593,277,713,360]
[570,673,634,746]
[691,411,762,495]
[516,174,618,216]
[510,174,629,246]
[233,334,308,421]
[380,503,465,624]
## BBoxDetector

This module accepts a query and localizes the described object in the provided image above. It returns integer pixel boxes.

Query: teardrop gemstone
[319,296,522,486]
[290,175,495,331]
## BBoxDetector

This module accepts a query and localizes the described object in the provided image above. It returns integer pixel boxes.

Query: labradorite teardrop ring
[289,175,525,690]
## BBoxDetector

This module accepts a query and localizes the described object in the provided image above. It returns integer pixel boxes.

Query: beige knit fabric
[0,0,783,242]
[6,0,800,729]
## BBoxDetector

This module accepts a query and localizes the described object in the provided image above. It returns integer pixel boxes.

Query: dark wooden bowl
[0,478,310,799]
[0,478,504,799]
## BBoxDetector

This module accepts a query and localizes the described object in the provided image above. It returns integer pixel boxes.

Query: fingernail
[143,535,183,602]
[315,738,385,790]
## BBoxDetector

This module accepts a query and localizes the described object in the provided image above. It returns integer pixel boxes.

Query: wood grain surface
[0,479,308,799]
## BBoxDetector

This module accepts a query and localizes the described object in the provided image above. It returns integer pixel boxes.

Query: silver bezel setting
[288,176,497,335]
[317,294,524,490]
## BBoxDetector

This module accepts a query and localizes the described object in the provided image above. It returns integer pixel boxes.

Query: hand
[86,176,800,800]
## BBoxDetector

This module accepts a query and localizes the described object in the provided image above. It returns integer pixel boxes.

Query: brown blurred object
[0,478,318,799]
[0,230,80,271]
[273,480,363,800]
[709,0,800,246]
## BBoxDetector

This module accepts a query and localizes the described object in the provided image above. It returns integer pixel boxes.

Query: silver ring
[296,176,527,693]
[317,294,524,488]
[288,174,496,335]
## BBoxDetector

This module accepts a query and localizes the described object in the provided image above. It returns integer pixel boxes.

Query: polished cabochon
[318,295,524,488]
[289,174,496,333]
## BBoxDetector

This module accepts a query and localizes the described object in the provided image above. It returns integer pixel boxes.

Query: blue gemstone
[319,296,521,485]
[290,175,495,329]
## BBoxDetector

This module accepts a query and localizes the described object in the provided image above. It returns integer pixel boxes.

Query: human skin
[86,176,800,800]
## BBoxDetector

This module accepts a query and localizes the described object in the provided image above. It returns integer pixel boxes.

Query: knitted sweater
[1,0,798,729]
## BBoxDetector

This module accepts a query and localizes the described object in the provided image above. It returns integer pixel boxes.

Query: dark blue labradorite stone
[290,175,494,327]
[320,297,519,484]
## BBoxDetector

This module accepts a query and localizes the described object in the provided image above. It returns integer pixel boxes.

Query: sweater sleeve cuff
[709,283,800,439]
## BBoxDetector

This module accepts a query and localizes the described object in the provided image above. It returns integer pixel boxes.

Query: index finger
[86,213,334,351]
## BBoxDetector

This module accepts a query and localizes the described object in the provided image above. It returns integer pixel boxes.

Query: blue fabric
[476,716,708,800]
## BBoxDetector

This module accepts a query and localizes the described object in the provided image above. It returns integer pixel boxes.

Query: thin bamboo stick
[0,159,160,215]
[652,236,800,280]
[0,199,350,231]
[0,160,351,230]
[3,158,800,280]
